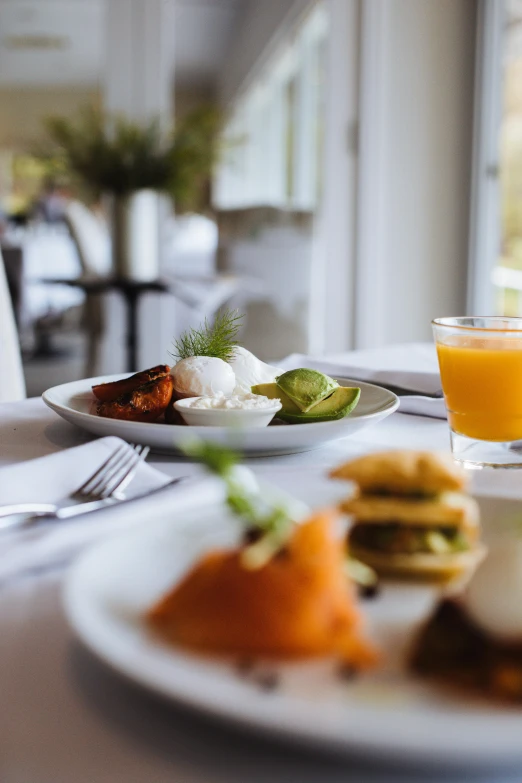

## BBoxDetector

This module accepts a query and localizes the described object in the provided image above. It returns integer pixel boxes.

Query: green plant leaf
[36,104,223,210]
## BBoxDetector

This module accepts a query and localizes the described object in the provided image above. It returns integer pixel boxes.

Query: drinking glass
[432,316,522,468]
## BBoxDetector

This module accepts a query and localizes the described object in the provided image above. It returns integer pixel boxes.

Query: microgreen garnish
[170,309,243,363]
[181,439,238,477]
[180,439,295,568]
[345,556,380,598]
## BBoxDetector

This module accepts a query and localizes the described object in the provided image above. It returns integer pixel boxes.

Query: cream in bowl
[174,392,282,427]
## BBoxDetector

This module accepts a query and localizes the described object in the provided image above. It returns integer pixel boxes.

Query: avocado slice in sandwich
[331,450,486,581]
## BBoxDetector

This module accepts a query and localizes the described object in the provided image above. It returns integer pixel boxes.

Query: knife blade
[337,376,443,399]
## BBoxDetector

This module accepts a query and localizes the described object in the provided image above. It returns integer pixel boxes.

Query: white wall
[355,0,477,348]
[102,0,177,371]
[313,0,360,354]
[219,0,478,352]
[0,87,99,150]
[219,0,311,105]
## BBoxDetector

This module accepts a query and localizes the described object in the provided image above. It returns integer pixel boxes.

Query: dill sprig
[170,309,243,363]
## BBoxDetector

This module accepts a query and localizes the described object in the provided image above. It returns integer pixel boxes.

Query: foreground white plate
[65,495,522,767]
[43,375,398,456]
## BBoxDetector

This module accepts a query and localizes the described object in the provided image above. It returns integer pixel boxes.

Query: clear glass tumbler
[432,316,522,468]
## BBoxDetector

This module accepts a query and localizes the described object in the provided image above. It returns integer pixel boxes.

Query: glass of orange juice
[433,317,522,467]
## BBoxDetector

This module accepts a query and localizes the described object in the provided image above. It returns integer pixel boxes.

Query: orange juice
[437,337,522,441]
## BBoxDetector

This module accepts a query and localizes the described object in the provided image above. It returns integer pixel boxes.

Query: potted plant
[38,105,222,280]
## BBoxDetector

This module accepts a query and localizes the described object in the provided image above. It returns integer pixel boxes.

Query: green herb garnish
[345,556,378,588]
[181,439,295,568]
[181,439,239,476]
[170,309,243,363]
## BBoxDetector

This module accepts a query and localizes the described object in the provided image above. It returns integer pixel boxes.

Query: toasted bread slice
[148,510,378,667]
[349,542,486,581]
[165,397,188,426]
[92,365,170,402]
[330,450,467,495]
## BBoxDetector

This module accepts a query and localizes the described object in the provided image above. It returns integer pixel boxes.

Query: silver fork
[70,442,149,502]
[0,442,150,527]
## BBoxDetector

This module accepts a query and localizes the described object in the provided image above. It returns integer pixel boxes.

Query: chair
[65,201,111,277]
[1,244,23,327]
[0,247,25,402]
[64,201,111,376]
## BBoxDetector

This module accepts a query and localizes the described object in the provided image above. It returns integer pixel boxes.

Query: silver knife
[336,376,443,399]
[0,476,189,531]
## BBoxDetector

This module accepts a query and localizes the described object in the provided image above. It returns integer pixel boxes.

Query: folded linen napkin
[279,344,446,419]
[0,437,222,587]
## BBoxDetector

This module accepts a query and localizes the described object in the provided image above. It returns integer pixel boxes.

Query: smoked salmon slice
[148,509,378,668]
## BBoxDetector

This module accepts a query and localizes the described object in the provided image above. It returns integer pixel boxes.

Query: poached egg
[170,356,236,399]
[463,538,522,642]
[229,347,281,393]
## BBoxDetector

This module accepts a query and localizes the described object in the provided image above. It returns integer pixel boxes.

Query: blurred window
[494,0,522,314]
[214,1,329,210]
[471,0,522,315]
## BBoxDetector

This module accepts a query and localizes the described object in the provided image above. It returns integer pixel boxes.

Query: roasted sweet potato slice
[92,365,170,402]
[165,398,188,426]
[148,509,378,667]
[96,374,174,422]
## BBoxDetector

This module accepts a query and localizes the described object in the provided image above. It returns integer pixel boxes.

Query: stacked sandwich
[331,450,485,580]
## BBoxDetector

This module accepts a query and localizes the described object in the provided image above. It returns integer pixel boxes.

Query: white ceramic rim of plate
[43,374,399,432]
[64,497,522,767]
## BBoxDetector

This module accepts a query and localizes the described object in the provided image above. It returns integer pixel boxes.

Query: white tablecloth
[1,358,522,782]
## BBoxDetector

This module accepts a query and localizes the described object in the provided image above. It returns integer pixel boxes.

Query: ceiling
[0,0,104,87]
[0,0,246,89]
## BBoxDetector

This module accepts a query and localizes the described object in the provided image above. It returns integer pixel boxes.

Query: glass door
[494,0,522,314]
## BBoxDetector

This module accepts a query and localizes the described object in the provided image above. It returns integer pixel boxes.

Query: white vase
[112,189,160,281]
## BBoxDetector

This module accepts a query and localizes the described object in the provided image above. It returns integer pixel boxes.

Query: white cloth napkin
[0,437,222,587]
[0,436,168,506]
[279,345,446,419]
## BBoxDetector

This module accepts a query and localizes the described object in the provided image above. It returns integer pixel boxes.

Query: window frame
[213,2,330,212]
[467,0,505,315]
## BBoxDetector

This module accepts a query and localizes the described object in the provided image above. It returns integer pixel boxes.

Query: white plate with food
[43,311,399,455]
[64,482,522,768]
[42,374,398,456]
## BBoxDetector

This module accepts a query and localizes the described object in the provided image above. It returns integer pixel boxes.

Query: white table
[1,395,521,783]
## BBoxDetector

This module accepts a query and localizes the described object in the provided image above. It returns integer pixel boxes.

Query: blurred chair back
[65,201,110,377]
[65,201,111,277]
[0,247,25,401]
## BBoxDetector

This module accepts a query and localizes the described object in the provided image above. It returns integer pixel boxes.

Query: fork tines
[76,443,149,500]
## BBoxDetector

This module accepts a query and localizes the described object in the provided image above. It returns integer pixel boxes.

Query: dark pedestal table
[45,277,169,373]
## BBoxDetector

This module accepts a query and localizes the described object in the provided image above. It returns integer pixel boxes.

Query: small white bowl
[174,397,282,428]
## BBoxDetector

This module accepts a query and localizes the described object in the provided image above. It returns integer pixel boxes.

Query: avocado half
[251,383,361,423]
[275,368,339,412]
